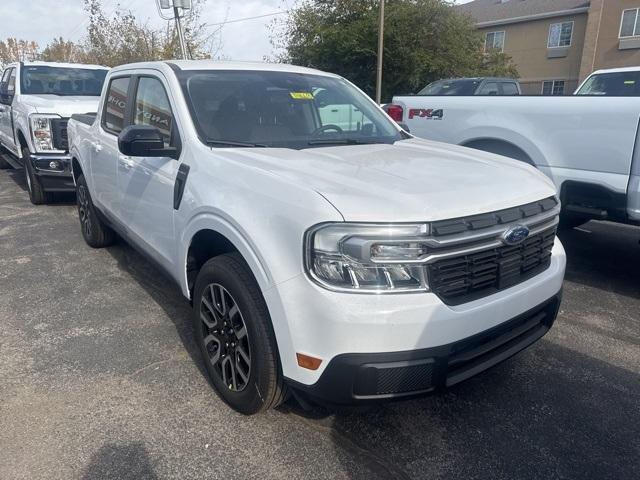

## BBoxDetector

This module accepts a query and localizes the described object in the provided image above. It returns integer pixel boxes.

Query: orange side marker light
[296,353,322,371]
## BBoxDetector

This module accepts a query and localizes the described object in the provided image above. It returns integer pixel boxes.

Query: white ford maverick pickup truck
[0,61,108,204]
[68,61,566,414]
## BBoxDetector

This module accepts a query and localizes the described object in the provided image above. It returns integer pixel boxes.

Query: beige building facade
[460,0,640,95]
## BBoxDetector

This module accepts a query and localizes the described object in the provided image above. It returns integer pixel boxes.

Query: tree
[0,38,39,68]
[274,0,518,101]
[40,38,86,63]
[81,0,220,67]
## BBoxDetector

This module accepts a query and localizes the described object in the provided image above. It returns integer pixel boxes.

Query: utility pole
[375,0,385,104]
[173,5,188,59]
[157,0,192,60]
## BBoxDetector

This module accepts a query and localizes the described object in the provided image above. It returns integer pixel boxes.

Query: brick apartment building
[459,0,640,94]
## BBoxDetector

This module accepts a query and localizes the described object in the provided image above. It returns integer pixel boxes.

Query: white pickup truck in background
[0,61,108,204]
[389,93,640,229]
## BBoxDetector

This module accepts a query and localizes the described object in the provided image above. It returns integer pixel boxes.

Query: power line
[203,10,289,28]
[66,0,126,40]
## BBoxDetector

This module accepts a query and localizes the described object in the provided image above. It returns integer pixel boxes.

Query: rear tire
[76,174,116,248]
[23,148,50,205]
[193,253,288,415]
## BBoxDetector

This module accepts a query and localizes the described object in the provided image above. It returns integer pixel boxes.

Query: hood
[20,94,101,117]
[221,138,557,222]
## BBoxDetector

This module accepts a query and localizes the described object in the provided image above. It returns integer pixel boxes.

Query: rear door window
[103,76,131,134]
[501,82,519,95]
[477,82,499,95]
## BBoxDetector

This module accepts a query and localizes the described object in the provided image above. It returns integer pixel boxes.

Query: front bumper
[287,292,561,404]
[31,154,74,192]
[270,239,565,391]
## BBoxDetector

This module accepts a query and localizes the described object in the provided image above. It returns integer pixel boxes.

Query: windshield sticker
[289,92,314,100]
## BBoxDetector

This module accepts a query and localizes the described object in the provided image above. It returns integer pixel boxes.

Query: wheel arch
[181,216,273,301]
[16,129,29,158]
[71,156,83,183]
[461,137,535,166]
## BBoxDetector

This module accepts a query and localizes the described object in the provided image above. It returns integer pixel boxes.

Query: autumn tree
[81,0,220,67]
[274,0,519,101]
[40,38,86,63]
[0,38,39,67]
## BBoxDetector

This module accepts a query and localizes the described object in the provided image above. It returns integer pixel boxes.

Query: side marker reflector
[296,353,322,371]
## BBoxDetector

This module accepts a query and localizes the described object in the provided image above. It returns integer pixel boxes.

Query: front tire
[193,253,288,414]
[23,148,50,205]
[76,174,116,248]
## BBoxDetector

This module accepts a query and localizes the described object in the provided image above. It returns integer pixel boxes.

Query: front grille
[428,228,556,305]
[51,118,69,151]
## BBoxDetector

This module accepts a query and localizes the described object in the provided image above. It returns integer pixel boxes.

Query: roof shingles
[457,0,591,24]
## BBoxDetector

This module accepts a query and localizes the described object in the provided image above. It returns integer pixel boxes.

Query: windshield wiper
[205,139,268,148]
[307,138,377,146]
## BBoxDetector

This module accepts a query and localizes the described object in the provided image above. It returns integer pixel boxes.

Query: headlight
[30,115,58,152]
[304,223,430,293]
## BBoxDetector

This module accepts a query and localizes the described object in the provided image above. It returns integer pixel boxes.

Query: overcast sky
[2,0,473,61]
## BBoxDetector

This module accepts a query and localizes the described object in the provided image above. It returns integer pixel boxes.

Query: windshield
[418,79,481,95]
[575,71,640,96]
[179,70,403,149]
[21,66,108,96]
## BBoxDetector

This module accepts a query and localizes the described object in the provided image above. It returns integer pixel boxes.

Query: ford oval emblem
[502,225,530,246]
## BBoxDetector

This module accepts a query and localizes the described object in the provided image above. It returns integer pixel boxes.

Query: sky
[2,0,474,61]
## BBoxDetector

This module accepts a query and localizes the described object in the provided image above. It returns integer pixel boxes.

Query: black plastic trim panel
[431,196,558,237]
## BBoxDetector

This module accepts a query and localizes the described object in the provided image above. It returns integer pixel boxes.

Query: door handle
[118,155,134,170]
[91,141,102,153]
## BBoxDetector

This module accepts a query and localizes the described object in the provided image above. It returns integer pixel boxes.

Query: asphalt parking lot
[1,166,639,480]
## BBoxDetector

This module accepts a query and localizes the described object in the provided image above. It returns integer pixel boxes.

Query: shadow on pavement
[318,341,640,480]
[104,240,210,382]
[81,443,158,480]
[559,220,640,300]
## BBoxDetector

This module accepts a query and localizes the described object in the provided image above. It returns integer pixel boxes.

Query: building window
[485,31,505,52]
[620,8,640,38]
[542,80,565,96]
[548,21,573,48]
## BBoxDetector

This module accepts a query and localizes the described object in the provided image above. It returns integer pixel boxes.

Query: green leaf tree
[274,0,518,101]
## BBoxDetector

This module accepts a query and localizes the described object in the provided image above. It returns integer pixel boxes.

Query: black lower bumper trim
[286,291,562,405]
[38,173,75,192]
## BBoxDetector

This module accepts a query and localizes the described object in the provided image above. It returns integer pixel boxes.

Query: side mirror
[118,125,177,158]
[398,122,411,133]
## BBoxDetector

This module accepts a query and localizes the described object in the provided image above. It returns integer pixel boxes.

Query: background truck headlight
[304,223,430,293]
[30,115,59,152]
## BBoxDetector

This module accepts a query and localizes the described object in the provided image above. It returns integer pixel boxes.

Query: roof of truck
[110,60,338,77]
[589,66,640,75]
[21,61,108,70]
